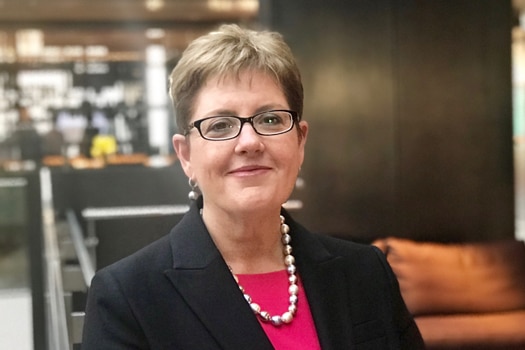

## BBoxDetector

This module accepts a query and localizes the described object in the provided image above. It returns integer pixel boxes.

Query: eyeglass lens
[198,111,293,140]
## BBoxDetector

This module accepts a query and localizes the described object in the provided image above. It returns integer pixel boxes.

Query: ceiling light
[207,0,259,12]
[145,0,164,12]
[16,29,44,57]
[85,45,108,57]
[145,28,166,40]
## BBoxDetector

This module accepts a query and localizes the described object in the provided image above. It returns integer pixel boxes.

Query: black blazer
[82,201,424,349]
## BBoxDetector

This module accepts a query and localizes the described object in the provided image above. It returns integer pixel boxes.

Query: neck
[201,206,285,274]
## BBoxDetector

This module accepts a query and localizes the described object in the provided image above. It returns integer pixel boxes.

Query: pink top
[236,270,322,350]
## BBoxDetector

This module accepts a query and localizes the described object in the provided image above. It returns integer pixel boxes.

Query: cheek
[279,143,303,173]
[190,145,226,177]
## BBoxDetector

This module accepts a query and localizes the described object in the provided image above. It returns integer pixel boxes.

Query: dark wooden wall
[262,0,514,242]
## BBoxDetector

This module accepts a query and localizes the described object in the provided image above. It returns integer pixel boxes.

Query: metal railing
[65,210,95,288]
[41,167,96,350]
[41,167,70,350]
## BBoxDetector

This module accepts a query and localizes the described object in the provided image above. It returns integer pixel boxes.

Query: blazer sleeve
[372,246,426,349]
[81,269,149,350]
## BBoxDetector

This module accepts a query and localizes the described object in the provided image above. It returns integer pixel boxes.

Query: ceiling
[0,0,260,63]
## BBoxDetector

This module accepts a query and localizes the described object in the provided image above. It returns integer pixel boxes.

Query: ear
[298,120,309,145]
[298,120,309,165]
[172,134,193,178]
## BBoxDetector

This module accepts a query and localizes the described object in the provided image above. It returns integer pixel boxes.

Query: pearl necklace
[230,215,298,326]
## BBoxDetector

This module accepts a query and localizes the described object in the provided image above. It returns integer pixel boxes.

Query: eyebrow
[201,105,289,118]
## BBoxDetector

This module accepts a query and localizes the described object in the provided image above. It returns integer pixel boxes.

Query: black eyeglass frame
[184,109,299,141]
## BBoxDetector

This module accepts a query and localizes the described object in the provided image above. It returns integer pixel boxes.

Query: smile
[228,165,271,176]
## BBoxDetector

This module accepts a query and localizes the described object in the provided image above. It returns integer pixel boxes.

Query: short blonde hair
[168,24,303,133]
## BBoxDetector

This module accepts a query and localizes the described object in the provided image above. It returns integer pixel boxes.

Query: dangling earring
[188,178,199,201]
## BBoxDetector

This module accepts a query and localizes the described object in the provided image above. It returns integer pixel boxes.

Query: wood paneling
[264,0,514,242]
[0,0,258,23]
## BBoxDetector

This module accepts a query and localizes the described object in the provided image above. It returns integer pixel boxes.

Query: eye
[257,112,287,127]
[202,117,238,136]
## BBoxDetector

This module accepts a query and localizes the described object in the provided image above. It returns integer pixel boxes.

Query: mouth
[228,165,272,176]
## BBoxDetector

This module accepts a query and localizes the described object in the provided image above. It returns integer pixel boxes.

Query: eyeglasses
[185,109,298,141]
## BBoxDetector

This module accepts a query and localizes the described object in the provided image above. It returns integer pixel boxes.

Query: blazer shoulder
[96,232,173,282]
[314,232,381,256]
[304,232,393,277]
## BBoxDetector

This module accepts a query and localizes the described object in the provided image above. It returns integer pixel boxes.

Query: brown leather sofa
[372,237,525,350]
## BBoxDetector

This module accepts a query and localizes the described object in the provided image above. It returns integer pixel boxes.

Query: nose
[234,121,264,153]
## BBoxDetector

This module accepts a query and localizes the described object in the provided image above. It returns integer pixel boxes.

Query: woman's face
[172,70,308,215]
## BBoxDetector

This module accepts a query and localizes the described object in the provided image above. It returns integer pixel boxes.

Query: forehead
[207,69,281,90]
[192,70,287,118]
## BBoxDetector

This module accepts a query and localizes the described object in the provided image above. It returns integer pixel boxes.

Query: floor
[0,245,33,350]
[0,288,33,350]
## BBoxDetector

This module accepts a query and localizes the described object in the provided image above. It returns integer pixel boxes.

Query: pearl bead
[271,315,283,326]
[243,294,252,303]
[281,311,293,324]
[289,284,299,295]
[188,190,199,201]
[250,303,261,313]
[260,311,271,322]
[284,255,295,265]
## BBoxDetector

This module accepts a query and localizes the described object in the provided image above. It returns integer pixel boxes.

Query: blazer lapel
[164,202,274,350]
[287,214,353,349]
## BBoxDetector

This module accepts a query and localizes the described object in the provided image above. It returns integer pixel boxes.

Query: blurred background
[0,0,523,349]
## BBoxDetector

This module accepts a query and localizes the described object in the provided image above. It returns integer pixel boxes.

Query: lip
[228,165,272,176]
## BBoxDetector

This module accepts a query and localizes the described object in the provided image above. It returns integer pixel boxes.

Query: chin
[232,192,287,211]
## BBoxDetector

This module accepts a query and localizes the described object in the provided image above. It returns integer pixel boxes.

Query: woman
[82,24,425,349]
